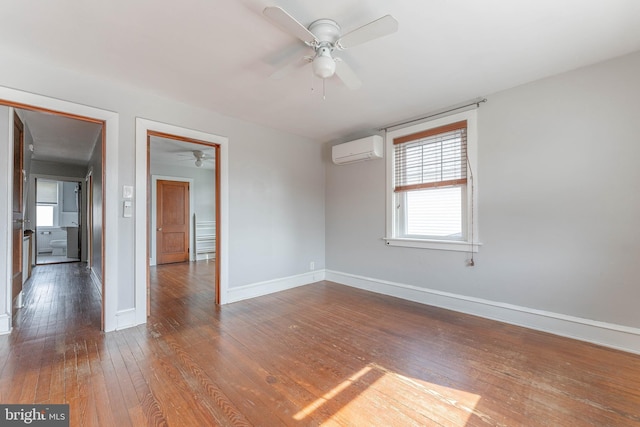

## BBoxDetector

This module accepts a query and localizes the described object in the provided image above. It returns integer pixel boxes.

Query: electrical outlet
[309,261,315,271]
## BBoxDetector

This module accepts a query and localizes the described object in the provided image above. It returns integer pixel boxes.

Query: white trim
[135,118,229,328]
[0,86,119,333]
[385,109,479,251]
[226,270,326,304]
[115,308,136,330]
[383,237,481,252]
[149,175,195,266]
[0,313,10,334]
[325,270,640,355]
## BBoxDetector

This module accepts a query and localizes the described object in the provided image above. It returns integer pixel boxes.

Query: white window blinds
[394,120,467,193]
[37,180,59,204]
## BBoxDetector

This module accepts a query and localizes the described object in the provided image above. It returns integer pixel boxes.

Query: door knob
[157,227,162,231]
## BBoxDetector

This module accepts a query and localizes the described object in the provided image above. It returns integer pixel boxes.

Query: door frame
[0,86,118,333]
[32,175,85,265]
[135,118,228,325]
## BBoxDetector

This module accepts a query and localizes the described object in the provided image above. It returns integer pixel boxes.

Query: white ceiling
[19,109,215,168]
[3,1,640,143]
[19,110,102,166]
[150,136,216,170]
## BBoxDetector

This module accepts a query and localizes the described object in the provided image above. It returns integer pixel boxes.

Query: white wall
[325,52,640,351]
[0,47,325,331]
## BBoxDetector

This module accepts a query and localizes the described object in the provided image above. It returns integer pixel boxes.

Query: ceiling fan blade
[270,56,313,80]
[334,59,362,90]
[337,15,398,49]
[263,7,318,45]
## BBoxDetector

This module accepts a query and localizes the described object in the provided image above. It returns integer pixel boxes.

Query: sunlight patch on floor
[294,362,483,425]
[294,365,373,421]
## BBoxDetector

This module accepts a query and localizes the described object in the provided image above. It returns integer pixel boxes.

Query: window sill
[383,237,481,252]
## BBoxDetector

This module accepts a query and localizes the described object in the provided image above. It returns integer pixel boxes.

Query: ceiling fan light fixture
[312,48,336,79]
[193,150,205,167]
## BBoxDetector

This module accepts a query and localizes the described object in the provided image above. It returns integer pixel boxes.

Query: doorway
[34,178,83,265]
[147,133,219,313]
[3,102,106,331]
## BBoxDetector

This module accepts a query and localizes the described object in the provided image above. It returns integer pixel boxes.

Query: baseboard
[115,308,136,331]
[196,253,216,262]
[0,313,10,335]
[325,270,640,355]
[226,270,326,304]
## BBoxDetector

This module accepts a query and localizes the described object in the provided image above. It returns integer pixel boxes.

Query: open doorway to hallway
[148,133,219,315]
[7,106,104,331]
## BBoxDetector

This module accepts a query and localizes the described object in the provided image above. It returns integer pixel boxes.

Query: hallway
[10,263,101,343]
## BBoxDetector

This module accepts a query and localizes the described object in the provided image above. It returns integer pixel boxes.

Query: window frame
[385,109,480,252]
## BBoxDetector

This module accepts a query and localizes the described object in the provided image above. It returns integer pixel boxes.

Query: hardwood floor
[2,261,640,426]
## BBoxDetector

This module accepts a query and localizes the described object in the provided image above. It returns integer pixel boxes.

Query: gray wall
[0,47,326,314]
[230,127,325,285]
[326,51,640,329]
[88,131,103,282]
[30,160,87,178]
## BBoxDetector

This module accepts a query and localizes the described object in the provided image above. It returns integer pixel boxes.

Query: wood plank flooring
[1,261,640,426]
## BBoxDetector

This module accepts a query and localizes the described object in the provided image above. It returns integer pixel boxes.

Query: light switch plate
[123,185,134,199]
[123,200,133,218]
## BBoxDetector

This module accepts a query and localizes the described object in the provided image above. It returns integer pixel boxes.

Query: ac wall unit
[332,135,383,165]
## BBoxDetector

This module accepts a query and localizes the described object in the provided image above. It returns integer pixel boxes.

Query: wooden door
[12,113,24,306]
[156,180,190,265]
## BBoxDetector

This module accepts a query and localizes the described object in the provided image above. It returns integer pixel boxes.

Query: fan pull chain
[323,78,326,100]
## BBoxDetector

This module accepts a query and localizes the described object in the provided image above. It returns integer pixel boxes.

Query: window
[385,110,479,251]
[36,205,54,227]
[37,180,59,204]
[36,179,59,228]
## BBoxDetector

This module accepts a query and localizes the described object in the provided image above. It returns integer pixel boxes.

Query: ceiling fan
[176,149,214,168]
[192,150,212,167]
[263,6,398,89]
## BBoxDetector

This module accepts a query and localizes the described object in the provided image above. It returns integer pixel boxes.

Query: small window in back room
[36,205,54,227]
[36,179,59,227]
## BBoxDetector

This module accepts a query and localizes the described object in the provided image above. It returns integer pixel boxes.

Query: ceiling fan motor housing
[308,19,341,44]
